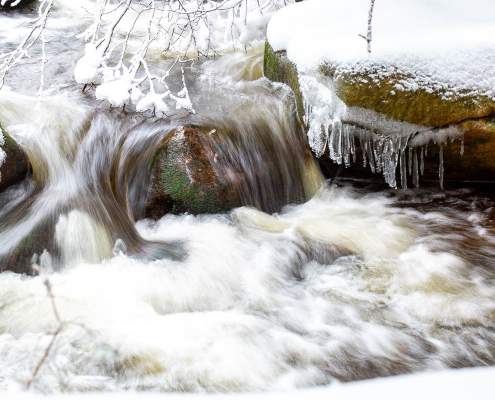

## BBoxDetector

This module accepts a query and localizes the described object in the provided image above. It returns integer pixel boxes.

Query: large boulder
[145,123,321,217]
[145,126,241,216]
[264,44,495,187]
[0,123,30,192]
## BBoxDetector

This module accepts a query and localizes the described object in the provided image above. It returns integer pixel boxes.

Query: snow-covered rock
[265,0,495,188]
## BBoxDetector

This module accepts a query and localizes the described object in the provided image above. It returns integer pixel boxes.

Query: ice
[439,145,445,190]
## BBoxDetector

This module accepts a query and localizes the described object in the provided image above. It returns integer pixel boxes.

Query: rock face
[322,64,495,129]
[0,123,30,192]
[264,43,305,124]
[145,126,241,216]
[264,43,495,186]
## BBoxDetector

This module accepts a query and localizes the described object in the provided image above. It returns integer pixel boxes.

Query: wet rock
[264,43,305,124]
[0,218,56,275]
[0,123,30,192]
[0,0,36,10]
[145,126,241,216]
[146,120,321,217]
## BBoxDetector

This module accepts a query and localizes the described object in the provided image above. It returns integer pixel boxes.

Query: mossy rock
[264,43,305,124]
[0,122,30,192]
[322,64,495,127]
[145,126,241,216]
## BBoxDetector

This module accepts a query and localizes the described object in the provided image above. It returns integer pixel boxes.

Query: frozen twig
[0,0,54,89]
[26,278,63,390]
[359,0,376,54]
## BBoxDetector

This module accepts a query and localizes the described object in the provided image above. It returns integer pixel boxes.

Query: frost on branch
[73,0,290,115]
[1,0,290,115]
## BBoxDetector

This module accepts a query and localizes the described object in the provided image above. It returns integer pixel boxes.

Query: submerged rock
[146,121,321,217]
[146,126,241,216]
[0,123,30,192]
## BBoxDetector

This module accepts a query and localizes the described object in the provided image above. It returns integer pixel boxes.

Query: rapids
[0,0,495,395]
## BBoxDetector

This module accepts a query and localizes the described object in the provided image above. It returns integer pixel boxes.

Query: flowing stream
[1,1,495,395]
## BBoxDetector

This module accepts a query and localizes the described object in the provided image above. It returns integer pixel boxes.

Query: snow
[94,68,133,107]
[267,0,495,99]
[3,367,495,400]
[74,43,102,85]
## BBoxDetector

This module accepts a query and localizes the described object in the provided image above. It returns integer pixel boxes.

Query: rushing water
[1,1,495,395]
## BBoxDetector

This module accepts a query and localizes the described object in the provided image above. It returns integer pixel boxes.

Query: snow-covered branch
[1,0,292,115]
[75,0,290,115]
[0,0,54,90]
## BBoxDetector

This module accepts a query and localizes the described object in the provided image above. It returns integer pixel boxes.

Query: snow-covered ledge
[265,0,495,188]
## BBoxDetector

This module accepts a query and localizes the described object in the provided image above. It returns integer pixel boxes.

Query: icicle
[420,146,425,176]
[413,148,419,188]
[367,135,376,173]
[329,119,343,164]
[439,145,444,190]
[382,138,398,188]
[360,135,368,167]
[408,147,413,176]
[343,125,351,167]
[373,138,383,173]
[351,133,356,164]
[400,149,408,189]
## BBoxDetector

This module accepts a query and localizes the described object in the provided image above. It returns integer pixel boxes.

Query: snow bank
[267,0,495,98]
[3,367,495,400]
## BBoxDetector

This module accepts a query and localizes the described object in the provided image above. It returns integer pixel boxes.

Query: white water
[2,183,495,392]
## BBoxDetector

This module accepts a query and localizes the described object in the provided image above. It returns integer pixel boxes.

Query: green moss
[321,64,495,127]
[264,42,305,124]
[151,128,238,215]
[158,155,223,214]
